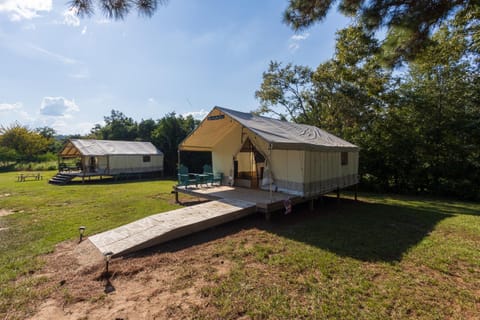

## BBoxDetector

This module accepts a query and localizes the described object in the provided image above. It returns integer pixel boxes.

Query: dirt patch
[0,209,14,217]
[0,193,11,198]
[25,215,266,320]
[21,204,331,319]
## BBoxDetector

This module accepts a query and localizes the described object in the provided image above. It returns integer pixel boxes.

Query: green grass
[198,194,480,319]
[0,171,181,316]
[0,171,479,319]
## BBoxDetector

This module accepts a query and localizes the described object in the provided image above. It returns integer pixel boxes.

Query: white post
[269,144,272,203]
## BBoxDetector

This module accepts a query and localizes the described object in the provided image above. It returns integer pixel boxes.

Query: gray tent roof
[61,139,163,156]
[217,107,358,150]
[180,107,358,151]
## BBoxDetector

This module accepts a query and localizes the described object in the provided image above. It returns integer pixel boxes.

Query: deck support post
[175,190,179,204]
[265,211,271,221]
[309,199,314,211]
[354,184,358,201]
[336,188,340,203]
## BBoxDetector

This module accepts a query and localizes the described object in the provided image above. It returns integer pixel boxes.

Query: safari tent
[179,106,359,197]
[58,139,164,176]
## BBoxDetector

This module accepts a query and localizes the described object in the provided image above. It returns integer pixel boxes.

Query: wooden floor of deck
[88,198,256,257]
[174,185,299,213]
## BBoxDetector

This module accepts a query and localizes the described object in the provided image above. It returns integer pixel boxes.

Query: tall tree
[284,0,479,66]
[138,118,156,141]
[35,126,61,153]
[255,61,316,122]
[91,109,138,140]
[0,146,17,166]
[393,25,480,197]
[0,124,51,161]
[69,0,167,19]
[255,25,391,142]
[151,113,198,175]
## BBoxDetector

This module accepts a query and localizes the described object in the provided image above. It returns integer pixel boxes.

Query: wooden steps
[49,173,75,185]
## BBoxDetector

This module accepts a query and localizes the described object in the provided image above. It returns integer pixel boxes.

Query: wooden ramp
[88,198,256,257]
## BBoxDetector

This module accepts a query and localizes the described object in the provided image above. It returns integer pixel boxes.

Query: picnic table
[17,173,43,182]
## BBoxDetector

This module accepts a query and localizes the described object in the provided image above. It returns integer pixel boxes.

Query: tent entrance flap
[234,138,266,189]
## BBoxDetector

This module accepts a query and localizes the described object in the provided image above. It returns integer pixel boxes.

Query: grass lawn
[0,171,182,316]
[0,171,479,319]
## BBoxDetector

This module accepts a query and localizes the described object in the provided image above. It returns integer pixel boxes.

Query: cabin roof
[60,139,163,157]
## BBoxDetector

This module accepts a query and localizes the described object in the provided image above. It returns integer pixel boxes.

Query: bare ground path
[27,214,266,320]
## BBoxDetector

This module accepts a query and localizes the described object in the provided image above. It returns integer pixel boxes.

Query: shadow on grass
[265,196,452,262]
[131,196,452,263]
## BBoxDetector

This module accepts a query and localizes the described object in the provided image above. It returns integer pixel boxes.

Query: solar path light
[103,251,114,275]
[78,226,86,242]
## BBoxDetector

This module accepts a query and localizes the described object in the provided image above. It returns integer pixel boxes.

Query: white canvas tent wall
[179,106,359,197]
[59,139,164,175]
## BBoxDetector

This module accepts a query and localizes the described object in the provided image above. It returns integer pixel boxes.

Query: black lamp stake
[103,251,113,275]
[79,226,86,242]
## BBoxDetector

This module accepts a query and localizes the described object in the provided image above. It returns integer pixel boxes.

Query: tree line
[255,21,479,200]
[0,112,206,176]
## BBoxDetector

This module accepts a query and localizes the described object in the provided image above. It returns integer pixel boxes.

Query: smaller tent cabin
[179,107,359,197]
[58,139,164,176]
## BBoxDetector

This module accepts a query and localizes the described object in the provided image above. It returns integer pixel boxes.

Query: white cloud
[81,26,87,35]
[30,116,94,134]
[0,102,34,125]
[40,97,79,117]
[0,0,52,21]
[0,100,90,134]
[28,44,78,65]
[291,33,310,41]
[0,102,21,111]
[62,7,80,27]
[289,32,310,52]
[182,109,208,120]
[288,43,300,52]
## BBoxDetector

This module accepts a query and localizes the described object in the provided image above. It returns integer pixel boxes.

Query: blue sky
[0,0,350,135]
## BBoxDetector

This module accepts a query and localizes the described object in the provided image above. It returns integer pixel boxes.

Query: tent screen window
[143,156,151,163]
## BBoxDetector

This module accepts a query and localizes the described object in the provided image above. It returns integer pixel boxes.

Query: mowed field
[0,171,479,319]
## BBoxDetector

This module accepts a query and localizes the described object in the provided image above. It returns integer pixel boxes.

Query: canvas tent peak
[179,106,359,152]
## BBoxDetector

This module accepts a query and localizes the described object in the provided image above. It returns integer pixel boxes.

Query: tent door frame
[233,137,266,189]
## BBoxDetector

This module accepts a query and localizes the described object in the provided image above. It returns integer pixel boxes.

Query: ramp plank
[88,198,255,257]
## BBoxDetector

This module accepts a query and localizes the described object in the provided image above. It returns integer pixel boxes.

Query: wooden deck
[174,185,300,213]
[88,198,256,257]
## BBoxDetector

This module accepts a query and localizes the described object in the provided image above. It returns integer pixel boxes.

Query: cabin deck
[49,170,161,185]
[174,185,301,213]
[88,198,256,257]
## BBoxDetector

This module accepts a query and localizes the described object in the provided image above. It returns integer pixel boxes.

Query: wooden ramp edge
[88,198,256,257]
